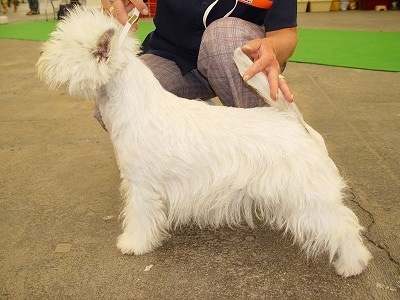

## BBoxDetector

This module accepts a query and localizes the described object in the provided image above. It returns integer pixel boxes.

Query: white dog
[37,7,371,277]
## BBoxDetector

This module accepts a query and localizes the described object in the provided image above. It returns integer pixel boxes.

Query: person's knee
[201,17,248,54]
[199,18,264,73]
[199,18,239,76]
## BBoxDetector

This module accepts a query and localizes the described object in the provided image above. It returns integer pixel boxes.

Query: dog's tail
[233,48,309,130]
[233,47,329,154]
[233,47,291,111]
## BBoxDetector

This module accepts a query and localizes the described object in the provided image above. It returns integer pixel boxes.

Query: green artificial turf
[0,20,59,41]
[1,20,399,72]
[291,28,400,72]
[0,19,155,43]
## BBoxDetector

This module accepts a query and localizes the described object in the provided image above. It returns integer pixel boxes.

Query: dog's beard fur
[37,6,371,277]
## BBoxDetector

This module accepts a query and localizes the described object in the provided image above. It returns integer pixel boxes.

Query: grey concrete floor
[1,7,400,300]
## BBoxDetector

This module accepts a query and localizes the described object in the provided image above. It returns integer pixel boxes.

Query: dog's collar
[117,8,140,47]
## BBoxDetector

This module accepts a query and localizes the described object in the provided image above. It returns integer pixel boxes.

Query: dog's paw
[333,243,372,277]
[117,233,159,255]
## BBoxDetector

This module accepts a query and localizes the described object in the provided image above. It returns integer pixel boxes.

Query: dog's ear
[93,28,115,62]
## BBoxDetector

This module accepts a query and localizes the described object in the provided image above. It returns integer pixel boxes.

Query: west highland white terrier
[37,7,371,277]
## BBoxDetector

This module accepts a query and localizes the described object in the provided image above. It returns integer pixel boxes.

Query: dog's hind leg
[328,205,372,277]
[281,184,371,277]
[117,179,169,255]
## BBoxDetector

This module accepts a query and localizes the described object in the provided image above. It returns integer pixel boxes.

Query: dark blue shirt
[142,0,297,74]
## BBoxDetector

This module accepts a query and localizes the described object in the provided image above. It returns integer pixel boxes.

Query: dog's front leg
[117,179,169,255]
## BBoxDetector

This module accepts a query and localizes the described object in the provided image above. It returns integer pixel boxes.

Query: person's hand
[101,0,149,30]
[241,38,294,103]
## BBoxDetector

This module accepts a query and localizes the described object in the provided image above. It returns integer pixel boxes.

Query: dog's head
[37,6,140,99]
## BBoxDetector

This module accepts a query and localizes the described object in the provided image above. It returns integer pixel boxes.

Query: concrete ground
[1,4,399,300]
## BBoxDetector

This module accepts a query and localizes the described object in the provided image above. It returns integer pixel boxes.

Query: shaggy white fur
[37,7,371,277]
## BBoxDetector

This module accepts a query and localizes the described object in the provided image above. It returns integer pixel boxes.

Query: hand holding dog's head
[37,6,140,99]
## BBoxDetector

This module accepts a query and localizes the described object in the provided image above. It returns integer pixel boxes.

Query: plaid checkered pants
[140,17,266,108]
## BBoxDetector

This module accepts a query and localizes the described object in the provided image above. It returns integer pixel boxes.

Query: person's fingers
[104,0,129,25]
[102,0,148,29]
[241,39,262,58]
[278,75,294,103]
[243,55,272,82]
[116,1,141,31]
[241,41,294,103]
[241,41,264,81]
[266,68,280,101]
[130,0,149,15]
[240,48,281,101]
